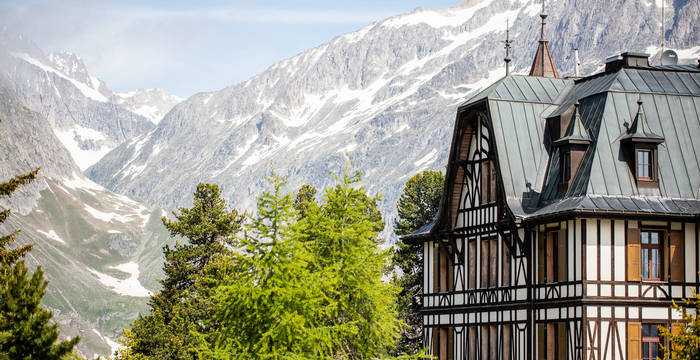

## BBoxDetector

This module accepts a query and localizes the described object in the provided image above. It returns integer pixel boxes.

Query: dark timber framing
[403,51,700,359]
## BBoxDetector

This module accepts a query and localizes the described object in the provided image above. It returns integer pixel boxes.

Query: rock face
[0,76,172,359]
[112,88,184,124]
[0,31,182,170]
[87,0,700,240]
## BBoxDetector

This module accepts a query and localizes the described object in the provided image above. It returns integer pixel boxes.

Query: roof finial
[529,0,559,78]
[540,0,548,41]
[503,18,513,76]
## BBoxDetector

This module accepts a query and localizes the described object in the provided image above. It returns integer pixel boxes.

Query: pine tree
[392,170,444,354]
[123,183,244,360]
[0,262,80,359]
[0,117,78,359]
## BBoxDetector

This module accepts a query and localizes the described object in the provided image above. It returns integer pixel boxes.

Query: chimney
[605,52,650,73]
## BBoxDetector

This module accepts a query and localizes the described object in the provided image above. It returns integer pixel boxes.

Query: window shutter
[537,323,545,360]
[557,323,567,359]
[671,322,684,354]
[538,232,545,284]
[627,322,641,360]
[546,323,556,360]
[670,230,684,282]
[558,229,567,282]
[627,228,641,281]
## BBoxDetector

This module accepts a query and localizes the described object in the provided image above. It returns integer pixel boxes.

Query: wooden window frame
[636,149,652,180]
[641,323,662,360]
[480,160,497,205]
[560,151,571,184]
[633,145,659,186]
[480,237,498,288]
[640,230,663,281]
[540,230,566,283]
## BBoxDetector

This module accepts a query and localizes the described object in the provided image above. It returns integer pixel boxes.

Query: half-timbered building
[402,9,700,360]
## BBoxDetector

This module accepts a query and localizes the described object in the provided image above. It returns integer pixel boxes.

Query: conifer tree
[293,184,316,219]
[123,183,244,360]
[392,170,444,354]
[0,117,79,359]
[203,171,352,359]
[298,166,398,358]
[0,261,80,359]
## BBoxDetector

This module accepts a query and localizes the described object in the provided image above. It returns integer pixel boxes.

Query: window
[480,160,497,204]
[468,241,476,289]
[480,237,498,288]
[538,230,567,284]
[637,149,652,180]
[642,324,661,360]
[641,231,662,280]
[502,239,511,287]
[561,151,571,184]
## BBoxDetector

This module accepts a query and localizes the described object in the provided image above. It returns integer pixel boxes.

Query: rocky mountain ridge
[0,74,172,358]
[87,0,700,240]
[0,31,182,169]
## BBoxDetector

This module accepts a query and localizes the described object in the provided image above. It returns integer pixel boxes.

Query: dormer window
[560,151,571,184]
[553,101,591,191]
[620,99,664,187]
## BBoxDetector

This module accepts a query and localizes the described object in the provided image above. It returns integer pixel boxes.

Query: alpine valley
[0,0,698,358]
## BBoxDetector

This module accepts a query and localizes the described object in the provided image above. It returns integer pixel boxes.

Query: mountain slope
[0,32,182,169]
[0,76,171,358]
[87,0,700,240]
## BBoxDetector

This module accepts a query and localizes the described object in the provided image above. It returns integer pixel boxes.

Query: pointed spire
[569,101,591,141]
[503,19,513,76]
[555,101,591,145]
[622,98,664,143]
[529,0,560,78]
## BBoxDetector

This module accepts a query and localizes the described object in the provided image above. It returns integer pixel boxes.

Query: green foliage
[0,155,38,266]
[202,171,344,359]
[201,167,402,359]
[293,184,316,219]
[392,170,444,354]
[299,168,399,358]
[0,261,80,360]
[122,183,244,360]
[660,291,700,359]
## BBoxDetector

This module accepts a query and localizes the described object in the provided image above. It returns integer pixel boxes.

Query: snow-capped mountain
[0,32,182,169]
[87,0,700,240]
[113,88,183,124]
[0,75,172,358]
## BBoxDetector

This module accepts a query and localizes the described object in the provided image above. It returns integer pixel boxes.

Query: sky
[0,0,460,98]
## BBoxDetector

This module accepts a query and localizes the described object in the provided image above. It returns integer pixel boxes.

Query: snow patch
[63,172,105,193]
[382,0,494,28]
[88,262,151,297]
[414,148,438,170]
[36,229,66,245]
[337,142,358,153]
[53,126,113,170]
[92,329,123,356]
[11,52,108,102]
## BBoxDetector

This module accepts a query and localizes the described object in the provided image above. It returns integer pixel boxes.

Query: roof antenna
[660,0,665,65]
[503,18,513,76]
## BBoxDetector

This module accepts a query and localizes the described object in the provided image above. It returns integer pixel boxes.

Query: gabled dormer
[620,99,664,187]
[553,101,591,190]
